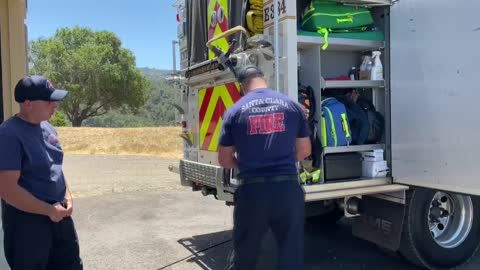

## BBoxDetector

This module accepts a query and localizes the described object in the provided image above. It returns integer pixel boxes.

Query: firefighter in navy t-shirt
[218,66,311,270]
[0,76,82,270]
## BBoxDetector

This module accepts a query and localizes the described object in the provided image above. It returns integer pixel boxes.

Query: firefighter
[0,76,83,270]
[218,66,311,270]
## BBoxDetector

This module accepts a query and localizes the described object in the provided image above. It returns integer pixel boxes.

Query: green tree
[29,27,149,126]
[49,111,71,127]
[80,68,182,128]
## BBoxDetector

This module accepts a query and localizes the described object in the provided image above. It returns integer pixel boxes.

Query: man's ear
[239,84,245,97]
[21,101,33,110]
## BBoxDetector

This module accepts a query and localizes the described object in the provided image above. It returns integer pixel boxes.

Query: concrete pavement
[1,155,479,270]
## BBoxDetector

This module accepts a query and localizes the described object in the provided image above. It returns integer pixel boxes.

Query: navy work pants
[1,200,83,270]
[229,178,305,270]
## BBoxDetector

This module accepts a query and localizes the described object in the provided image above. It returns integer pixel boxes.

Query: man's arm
[218,109,238,168]
[63,178,74,216]
[296,137,311,161]
[292,101,312,161]
[218,145,239,168]
[0,170,67,222]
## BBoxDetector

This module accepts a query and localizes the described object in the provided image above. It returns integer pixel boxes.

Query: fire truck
[0,1,28,268]
[0,0,28,123]
[170,0,480,269]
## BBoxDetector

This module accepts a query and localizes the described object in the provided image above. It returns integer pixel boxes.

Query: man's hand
[63,197,73,216]
[299,104,309,119]
[48,203,68,223]
[218,145,239,168]
[296,137,312,161]
[0,170,66,218]
[63,183,74,217]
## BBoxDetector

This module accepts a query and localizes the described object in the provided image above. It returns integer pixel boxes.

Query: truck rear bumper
[179,159,220,188]
[177,159,234,201]
[175,160,408,204]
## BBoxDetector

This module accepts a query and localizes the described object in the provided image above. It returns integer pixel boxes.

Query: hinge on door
[320,76,327,90]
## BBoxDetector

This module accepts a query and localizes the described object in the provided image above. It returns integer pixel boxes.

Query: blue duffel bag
[321,97,352,147]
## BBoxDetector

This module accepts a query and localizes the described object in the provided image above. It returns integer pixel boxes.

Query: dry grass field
[56,127,183,158]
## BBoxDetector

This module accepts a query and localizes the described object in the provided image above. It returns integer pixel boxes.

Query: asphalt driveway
[1,155,479,270]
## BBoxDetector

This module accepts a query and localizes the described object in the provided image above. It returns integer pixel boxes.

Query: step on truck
[169,0,480,269]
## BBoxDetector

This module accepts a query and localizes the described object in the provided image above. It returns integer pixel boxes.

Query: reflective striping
[199,87,214,123]
[199,88,220,145]
[198,87,207,113]
[219,85,235,108]
[204,107,226,152]
[208,113,224,151]
[225,83,242,101]
[208,0,217,13]
[198,82,241,151]
[202,96,226,150]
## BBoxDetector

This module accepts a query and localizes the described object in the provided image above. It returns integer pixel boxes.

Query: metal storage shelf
[330,0,392,5]
[297,35,384,51]
[304,178,390,193]
[324,144,384,154]
[305,184,407,202]
[323,80,384,89]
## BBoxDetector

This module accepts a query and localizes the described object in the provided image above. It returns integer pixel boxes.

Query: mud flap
[352,196,405,251]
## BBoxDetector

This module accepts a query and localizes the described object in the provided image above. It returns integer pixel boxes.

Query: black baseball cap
[14,75,68,103]
[237,66,264,83]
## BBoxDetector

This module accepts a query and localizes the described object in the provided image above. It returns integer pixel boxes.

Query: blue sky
[27,0,179,70]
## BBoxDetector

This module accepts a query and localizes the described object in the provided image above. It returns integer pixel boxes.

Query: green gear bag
[301,0,374,49]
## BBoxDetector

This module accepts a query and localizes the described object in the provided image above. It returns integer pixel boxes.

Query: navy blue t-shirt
[0,116,66,203]
[219,88,310,178]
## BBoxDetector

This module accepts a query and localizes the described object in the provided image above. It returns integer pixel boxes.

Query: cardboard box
[362,160,389,178]
[362,149,384,162]
[359,71,370,80]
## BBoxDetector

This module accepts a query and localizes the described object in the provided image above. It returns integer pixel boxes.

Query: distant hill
[83,67,181,127]
[138,68,173,82]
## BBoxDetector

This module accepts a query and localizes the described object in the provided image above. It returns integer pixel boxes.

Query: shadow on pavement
[303,219,419,270]
[173,219,422,270]
[176,230,233,270]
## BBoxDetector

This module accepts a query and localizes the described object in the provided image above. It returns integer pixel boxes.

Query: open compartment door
[390,0,480,195]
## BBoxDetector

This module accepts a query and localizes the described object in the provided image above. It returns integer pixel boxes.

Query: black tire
[399,188,480,269]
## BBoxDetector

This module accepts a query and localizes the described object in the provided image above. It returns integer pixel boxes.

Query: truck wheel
[400,188,480,269]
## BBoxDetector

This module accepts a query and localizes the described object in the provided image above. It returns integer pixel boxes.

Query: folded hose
[246,0,263,34]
